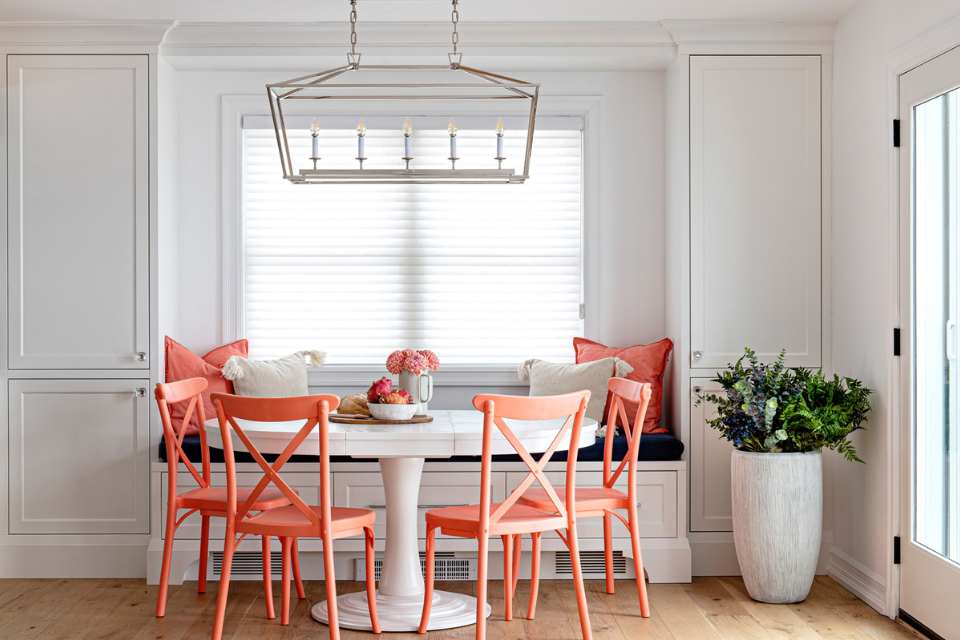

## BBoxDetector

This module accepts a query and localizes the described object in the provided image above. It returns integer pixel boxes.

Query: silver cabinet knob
[693,385,702,394]
[135,352,146,362]
[692,350,703,361]
[135,387,146,398]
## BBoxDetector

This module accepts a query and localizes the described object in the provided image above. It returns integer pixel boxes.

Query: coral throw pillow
[573,337,673,434]
[164,336,248,435]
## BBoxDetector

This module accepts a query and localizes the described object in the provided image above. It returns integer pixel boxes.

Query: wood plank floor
[0,576,921,639]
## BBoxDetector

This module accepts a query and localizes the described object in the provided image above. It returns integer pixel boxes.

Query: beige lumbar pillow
[222,350,325,397]
[518,357,634,422]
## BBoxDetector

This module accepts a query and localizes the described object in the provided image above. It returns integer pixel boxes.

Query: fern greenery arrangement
[699,348,871,462]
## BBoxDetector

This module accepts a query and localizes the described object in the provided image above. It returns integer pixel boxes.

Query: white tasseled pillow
[222,350,325,397]
[517,357,633,423]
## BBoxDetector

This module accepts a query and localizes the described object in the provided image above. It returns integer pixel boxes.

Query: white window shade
[241,121,583,366]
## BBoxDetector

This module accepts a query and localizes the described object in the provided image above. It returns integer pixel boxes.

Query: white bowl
[368,402,417,421]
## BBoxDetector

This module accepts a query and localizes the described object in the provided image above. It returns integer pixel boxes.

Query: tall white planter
[731,450,822,603]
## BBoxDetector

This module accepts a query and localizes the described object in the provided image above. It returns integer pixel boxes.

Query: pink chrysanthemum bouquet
[386,349,441,376]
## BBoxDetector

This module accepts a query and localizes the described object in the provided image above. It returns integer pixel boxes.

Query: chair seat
[238,504,376,538]
[178,486,290,512]
[425,502,567,536]
[518,486,629,514]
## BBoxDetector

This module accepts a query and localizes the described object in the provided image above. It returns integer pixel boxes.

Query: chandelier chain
[450,0,460,54]
[348,0,359,59]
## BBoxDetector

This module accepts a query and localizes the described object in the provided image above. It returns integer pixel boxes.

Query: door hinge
[893,119,901,148]
[579,303,585,320]
[893,536,901,564]
[893,327,901,356]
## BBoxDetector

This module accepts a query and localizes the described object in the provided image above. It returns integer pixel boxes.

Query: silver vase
[398,371,434,415]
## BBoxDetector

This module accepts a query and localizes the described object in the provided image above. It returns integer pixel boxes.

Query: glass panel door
[914,86,960,562]
[900,44,960,639]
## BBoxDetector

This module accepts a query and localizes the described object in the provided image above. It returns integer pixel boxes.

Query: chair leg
[211,536,236,640]
[512,533,521,595]
[155,503,177,618]
[567,526,593,640]
[418,526,437,634]
[526,532,541,620]
[501,535,513,621]
[322,530,340,640]
[198,515,211,594]
[475,533,489,640]
[603,512,615,594]
[280,537,292,626]
[364,526,381,634]
[262,535,276,620]
[628,505,651,618]
[292,537,306,600]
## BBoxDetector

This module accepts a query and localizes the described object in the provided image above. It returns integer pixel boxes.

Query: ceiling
[2,0,858,24]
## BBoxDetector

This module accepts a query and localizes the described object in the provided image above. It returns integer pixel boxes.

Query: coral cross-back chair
[155,378,301,619]
[418,391,593,640]
[519,377,653,617]
[210,393,380,640]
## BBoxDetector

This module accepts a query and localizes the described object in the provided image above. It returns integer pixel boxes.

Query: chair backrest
[601,377,652,499]
[156,377,211,490]
[472,391,590,530]
[211,393,340,531]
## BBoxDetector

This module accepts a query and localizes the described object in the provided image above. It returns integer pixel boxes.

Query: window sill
[307,365,527,388]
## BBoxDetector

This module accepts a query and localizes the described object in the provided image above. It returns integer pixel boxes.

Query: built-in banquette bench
[148,433,690,585]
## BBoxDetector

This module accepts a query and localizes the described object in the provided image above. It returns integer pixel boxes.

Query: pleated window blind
[241,116,583,366]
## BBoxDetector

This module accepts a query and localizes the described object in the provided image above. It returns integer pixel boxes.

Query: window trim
[220,93,604,384]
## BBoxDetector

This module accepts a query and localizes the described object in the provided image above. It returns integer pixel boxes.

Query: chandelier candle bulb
[402,119,413,168]
[356,119,367,168]
[448,119,458,169]
[309,119,321,168]
[495,117,505,168]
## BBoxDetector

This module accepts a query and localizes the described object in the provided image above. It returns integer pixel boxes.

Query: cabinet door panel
[9,379,150,534]
[334,472,505,541]
[690,381,734,532]
[690,55,821,368]
[7,55,149,369]
[506,470,678,538]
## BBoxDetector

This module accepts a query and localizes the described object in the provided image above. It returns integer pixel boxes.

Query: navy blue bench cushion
[159,432,684,465]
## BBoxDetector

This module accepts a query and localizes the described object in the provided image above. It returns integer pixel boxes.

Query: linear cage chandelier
[266,0,540,184]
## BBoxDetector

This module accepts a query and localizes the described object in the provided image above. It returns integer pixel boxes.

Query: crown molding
[661,19,835,45]
[0,20,174,46]
[164,20,674,49]
[0,19,839,67]
[161,20,677,70]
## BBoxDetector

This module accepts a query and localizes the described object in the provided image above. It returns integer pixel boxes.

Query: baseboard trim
[828,548,887,614]
[899,610,947,640]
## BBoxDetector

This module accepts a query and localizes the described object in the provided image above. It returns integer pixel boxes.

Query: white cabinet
[689,381,734,532]
[689,55,822,369]
[8,379,150,534]
[506,470,678,538]
[7,55,149,369]
[334,471,506,541]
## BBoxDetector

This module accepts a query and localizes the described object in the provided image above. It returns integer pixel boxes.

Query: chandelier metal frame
[266,0,540,184]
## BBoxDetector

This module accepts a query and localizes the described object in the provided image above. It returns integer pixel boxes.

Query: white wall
[171,67,667,407]
[830,0,960,615]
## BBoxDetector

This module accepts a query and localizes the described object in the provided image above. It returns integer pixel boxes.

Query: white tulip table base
[311,457,490,632]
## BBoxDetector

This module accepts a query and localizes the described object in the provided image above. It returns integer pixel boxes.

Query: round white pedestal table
[205,409,597,632]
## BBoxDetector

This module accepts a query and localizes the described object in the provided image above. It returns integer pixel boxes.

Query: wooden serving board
[329,414,434,425]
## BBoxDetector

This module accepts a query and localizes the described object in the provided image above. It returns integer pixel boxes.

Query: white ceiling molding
[0,20,173,46]
[661,20,835,45]
[161,20,677,70]
[0,19,836,68]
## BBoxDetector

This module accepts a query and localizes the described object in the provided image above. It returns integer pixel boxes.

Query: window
[240,116,583,367]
